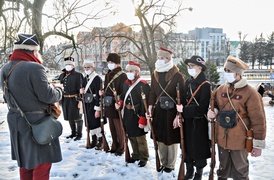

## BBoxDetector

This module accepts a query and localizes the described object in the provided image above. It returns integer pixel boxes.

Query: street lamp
[207,45,211,81]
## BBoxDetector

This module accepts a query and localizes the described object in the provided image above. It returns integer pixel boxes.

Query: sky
[101,0,274,41]
[0,88,274,179]
[42,0,274,46]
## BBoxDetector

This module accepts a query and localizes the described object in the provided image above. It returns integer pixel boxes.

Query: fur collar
[153,65,179,82]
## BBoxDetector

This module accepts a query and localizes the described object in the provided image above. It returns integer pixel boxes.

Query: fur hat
[224,55,249,75]
[126,60,140,72]
[184,55,206,71]
[157,47,173,59]
[64,57,75,66]
[106,53,121,64]
[14,34,40,51]
[83,60,94,67]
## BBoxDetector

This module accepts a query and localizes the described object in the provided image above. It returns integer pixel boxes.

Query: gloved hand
[146,105,152,120]
[78,101,82,109]
[115,102,121,110]
[173,115,181,129]
[251,147,262,157]
[79,88,85,94]
[176,104,183,113]
[139,124,145,129]
[207,108,218,119]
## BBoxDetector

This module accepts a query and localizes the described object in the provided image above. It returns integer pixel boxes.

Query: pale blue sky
[109,0,274,41]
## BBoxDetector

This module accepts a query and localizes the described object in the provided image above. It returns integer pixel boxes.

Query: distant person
[207,56,266,179]
[79,60,104,149]
[258,82,265,97]
[146,47,185,173]
[58,57,84,141]
[0,33,63,180]
[100,53,127,156]
[115,60,150,167]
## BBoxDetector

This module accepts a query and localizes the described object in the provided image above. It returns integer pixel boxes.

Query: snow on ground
[0,96,273,180]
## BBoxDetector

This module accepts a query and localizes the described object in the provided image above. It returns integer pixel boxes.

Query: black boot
[185,163,194,179]
[95,137,103,150]
[193,167,203,180]
[74,120,83,141]
[90,135,97,148]
[66,121,76,139]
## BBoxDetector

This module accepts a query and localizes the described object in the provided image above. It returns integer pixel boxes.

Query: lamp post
[207,45,211,82]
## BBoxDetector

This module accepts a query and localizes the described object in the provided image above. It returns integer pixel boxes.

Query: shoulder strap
[105,71,123,92]
[3,61,32,127]
[186,81,211,107]
[84,72,98,93]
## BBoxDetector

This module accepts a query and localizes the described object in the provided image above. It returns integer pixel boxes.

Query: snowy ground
[0,97,273,180]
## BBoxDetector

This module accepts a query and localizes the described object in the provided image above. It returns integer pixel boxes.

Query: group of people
[0,33,267,180]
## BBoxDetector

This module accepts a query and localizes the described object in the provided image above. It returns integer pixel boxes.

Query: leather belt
[64,94,77,98]
[125,104,134,110]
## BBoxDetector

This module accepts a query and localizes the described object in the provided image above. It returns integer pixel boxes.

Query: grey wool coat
[0,60,63,169]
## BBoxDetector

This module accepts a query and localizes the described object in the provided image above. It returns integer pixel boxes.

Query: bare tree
[94,0,192,74]
[0,0,113,66]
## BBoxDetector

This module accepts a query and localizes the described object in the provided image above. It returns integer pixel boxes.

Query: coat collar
[153,65,179,82]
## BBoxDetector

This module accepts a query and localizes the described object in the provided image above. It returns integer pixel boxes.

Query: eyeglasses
[84,67,91,69]
[187,64,197,69]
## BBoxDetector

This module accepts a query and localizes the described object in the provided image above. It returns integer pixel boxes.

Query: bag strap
[154,79,172,107]
[226,86,248,131]
[105,71,123,93]
[186,81,211,107]
[4,61,32,127]
[84,72,98,93]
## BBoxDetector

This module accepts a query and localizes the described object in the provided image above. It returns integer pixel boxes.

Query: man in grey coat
[0,34,63,180]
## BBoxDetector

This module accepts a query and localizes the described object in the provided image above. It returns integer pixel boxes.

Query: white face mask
[65,65,73,71]
[126,72,135,80]
[225,72,236,83]
[108,63,115,70]
[156,59,165,65]
[85,70,91,75]
[188,69,197,77]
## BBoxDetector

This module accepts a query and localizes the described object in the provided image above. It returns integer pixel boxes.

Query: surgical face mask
[156,59,165,65]
[224,72,235,83]
[188,69,197,77]
[108,63,115,70]
[65,65,73,71]
[85,70,91,75]
[126,72,135,80]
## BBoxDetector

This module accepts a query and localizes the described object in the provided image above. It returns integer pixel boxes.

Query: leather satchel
[84,93,93,103]
[219,110,237,128]
[31,115,63,145]
[159,96,175,110]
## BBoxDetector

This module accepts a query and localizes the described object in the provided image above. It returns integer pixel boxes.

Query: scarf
[125,74,141,85]
[155,59,174,72]
[10,49,42,64]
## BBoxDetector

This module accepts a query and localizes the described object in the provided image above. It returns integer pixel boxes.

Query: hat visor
[184,59,206,70]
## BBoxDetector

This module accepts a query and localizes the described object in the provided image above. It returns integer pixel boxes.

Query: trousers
[20,163,52,180]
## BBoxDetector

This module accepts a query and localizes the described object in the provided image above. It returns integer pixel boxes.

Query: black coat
[183,72,211,160]
[59,69,83,121]
[82,72,102,129]
[121,78,150,137]
[103,67,127,119]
